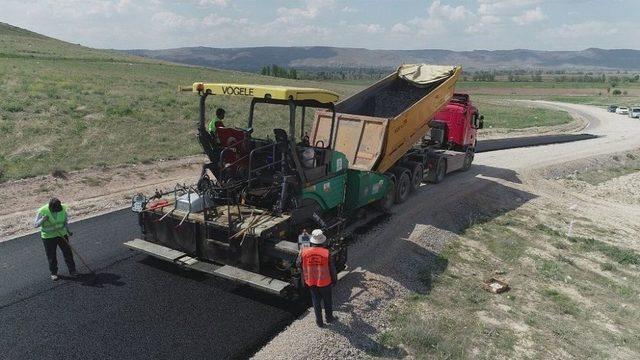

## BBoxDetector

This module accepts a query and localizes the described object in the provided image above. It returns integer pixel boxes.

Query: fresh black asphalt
[0,210,303,360]
[475,133,599,153]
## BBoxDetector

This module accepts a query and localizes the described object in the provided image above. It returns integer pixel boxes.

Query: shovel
[61,231,96,276]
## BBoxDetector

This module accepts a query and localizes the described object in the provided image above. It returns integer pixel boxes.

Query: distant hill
[0,22,147,62]
[125,46,640,72]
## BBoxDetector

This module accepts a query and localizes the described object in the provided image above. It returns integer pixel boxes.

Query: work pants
[42,236,76,275]
[309,285,333,325]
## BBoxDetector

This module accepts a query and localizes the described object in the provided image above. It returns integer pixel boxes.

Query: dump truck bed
[310,65,461,173]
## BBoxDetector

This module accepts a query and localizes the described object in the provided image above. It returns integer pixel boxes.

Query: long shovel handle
[61,235,95,274]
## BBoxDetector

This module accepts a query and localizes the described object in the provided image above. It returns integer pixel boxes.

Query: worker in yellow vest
[34,198,78,281]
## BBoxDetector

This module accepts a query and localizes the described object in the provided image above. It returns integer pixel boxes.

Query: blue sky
[1,0,639,50]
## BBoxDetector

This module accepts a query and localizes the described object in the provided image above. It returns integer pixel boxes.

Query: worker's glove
[67,231,74,237]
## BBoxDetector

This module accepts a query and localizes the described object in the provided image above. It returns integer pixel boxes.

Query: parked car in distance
[629,107,640,119]
[616,106,629,115]
[608,105,618,112]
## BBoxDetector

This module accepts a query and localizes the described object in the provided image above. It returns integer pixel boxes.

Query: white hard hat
[302,148,315,159]
[310,229,326,245]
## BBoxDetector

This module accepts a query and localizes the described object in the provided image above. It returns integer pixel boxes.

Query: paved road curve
[0,210,302,360]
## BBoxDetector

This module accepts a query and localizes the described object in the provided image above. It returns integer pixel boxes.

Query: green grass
[384,205,640,358]
[474,96,574,129]
[0,22,596,181]
[574,165,640,186]
[573,236,640,266]
[458,80,640,90]
[0,23,362,181]
[542,288,582,316]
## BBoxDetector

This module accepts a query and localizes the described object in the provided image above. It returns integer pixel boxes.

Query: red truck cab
[432,93,483,152]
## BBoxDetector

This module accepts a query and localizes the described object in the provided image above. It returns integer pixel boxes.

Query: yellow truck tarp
[183,83,339,103]
[397,64,456,87]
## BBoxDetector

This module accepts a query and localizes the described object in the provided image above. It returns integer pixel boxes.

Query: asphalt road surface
[0,210,303,360]
[476,133,598,153]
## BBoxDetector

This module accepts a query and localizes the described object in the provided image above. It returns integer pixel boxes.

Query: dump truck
[124,64,479,298]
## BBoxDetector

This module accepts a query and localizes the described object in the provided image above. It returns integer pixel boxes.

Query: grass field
[0,23,363,181]
[0,22,583,182]
[382,192,640,358]
[457,80,640,108]
[473,96,574,129]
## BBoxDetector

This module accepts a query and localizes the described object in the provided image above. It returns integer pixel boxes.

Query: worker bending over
[34,198,78,281]
[299,229,337,327]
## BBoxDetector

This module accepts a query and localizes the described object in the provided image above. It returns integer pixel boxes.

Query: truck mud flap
[124,238,290,296]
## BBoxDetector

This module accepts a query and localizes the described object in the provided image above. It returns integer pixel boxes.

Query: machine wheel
[461,149,474,171]
[375,178,395,213]
[427,158,446,184]
[405,161,424,192]
[392,167,411,204]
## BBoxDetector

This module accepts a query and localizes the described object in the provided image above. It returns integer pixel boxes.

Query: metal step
[124,238,187,261]
[124,238,290,296]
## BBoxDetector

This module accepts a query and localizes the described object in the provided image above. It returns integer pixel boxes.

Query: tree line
[260,65,298,79]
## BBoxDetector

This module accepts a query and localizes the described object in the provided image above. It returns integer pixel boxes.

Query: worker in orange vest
[299,229,338,327]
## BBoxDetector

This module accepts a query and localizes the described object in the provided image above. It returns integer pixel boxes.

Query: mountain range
[124,46,640,72]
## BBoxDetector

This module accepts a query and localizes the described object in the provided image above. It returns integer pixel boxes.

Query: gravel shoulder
[252,103,640,359]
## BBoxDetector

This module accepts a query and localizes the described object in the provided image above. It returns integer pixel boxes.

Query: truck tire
[427,158,446,184]
[461,149,474,171]
[404,161,424,192]
[392,167,411,203]
[375,178,395,213]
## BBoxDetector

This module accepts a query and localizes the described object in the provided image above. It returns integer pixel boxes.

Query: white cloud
[513,6,545,25]
[275,0,336,23]
[550,21,619,39]
[151,11,198,29]
[391,23,411,34]
[350,23,385,34]
[429,0,469,21]
[198,0,229,6]
[341,6,357,13]
[478,0,544,17]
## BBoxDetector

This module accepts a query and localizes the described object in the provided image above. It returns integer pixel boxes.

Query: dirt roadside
[0,156,204,241]
[251,103,640,359]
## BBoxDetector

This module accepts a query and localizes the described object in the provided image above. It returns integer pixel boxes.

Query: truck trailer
[124,64,481,298]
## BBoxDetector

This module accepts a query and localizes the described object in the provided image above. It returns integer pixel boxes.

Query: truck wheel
[392,167,411,203]
[405,161,424,192]
[461,149,474,171]
[427,158,446,184]
[375,178,395,213]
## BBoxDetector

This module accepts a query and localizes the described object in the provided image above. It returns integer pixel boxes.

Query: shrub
[51,169,67,179]
[612,89,622,96]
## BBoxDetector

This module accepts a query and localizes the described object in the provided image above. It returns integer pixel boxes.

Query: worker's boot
[50,274,59,281]
[69,270,80,277]
[326,315,337,323]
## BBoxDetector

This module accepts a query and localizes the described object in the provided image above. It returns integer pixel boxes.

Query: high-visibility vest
[38,204,69,239]
[301,247,331,287]
[208,117,223,134]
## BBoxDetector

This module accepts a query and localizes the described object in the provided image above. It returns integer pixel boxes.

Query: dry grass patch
[383,197,640,359]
